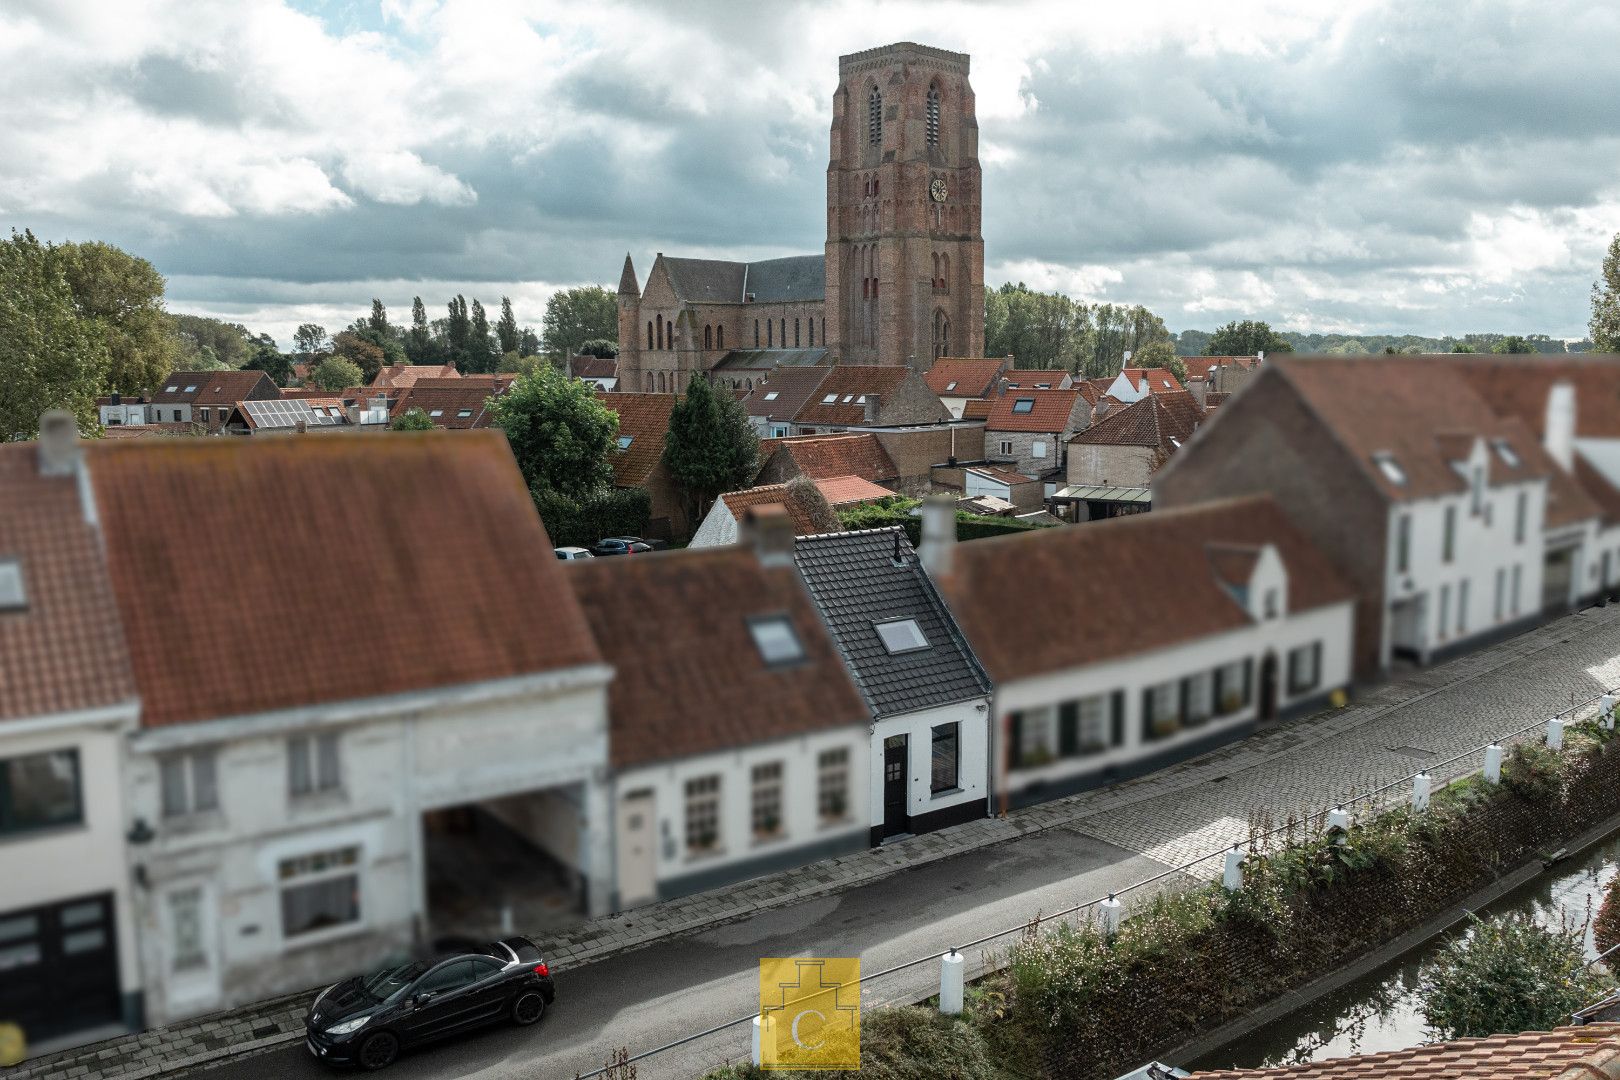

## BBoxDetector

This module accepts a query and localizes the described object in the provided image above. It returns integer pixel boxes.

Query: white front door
[160,881,220,1014]
[614,791,658,910]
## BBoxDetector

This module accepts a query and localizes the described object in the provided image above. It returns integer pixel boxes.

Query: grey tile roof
[793,527,993,720]
[661,254,825,304]
[712,348,832,372]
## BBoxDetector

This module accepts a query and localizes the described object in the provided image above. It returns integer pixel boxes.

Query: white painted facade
[610,724,870,909]
[964,469,1017,502]
[123,668,612,1024]
[992,549,1354,803]
[1379,438,1549,667]
[0,702,143,1026]
[689,500,745,549]
[867,699,991,835]
[98,402,150,427]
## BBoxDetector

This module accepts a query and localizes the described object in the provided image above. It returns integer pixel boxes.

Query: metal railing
[573,684,1620,1078]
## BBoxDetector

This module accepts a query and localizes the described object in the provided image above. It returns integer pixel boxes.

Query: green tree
[243,335,293,385]
[170,313,251,370]
[1592,233,1620,352]
[0,230,111,440]
[1205,320,1293,356]
[51,240,177,393]
[331,331,385,382]
[368,299,389,336]
[407,296,433,363]
[310,355,363,391]
[1451,342,1477,353]
[518,327,541,356]
[446,296,470,367]
[541,285,618,361]
[391,407,435,431]
[1132,339,1183,381]
[488,362,618,500]
[664,375,760,521]
[496,296,520,355]
[294,323,328,356]
[1419,915,1612,1040]
[576,337,619,359]
[1491,335,1536,354]
[467,298,496,373]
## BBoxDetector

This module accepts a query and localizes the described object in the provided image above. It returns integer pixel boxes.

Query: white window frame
[817,748,850,823]
[684,775,722,856]
[160,750,219,819]
[288,732,341,800]
[278,846,362,942]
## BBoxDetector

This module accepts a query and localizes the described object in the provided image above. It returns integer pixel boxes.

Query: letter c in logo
[790,1009,826,1050]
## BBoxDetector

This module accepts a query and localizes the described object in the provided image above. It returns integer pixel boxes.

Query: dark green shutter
[1008,711,1024,769]
[1213,665,1225,713]
[1142,688,1154,741]
[1058,702,1079,757]
[1178,679,1190,723]
[1242,659,1254,705]
[1110,691,1124,745]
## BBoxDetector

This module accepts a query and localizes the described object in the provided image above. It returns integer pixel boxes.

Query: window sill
[930,787,964,800]
[159,810,226,837]
[282,920,369,953]
[0,819,87,845]
[288,789,348,813]
[751,832,786,848]
[817,815,851,831]
[683,847,726,864]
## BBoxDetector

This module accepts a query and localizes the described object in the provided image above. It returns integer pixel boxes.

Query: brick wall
[986,429,1063,478]
[1066,443,1155,487]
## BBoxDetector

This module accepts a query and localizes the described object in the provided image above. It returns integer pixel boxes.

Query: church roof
[660,254,825,304]
[712,348,832,372]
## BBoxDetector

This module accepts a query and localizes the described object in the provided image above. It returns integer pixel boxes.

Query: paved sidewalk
[15,603,1620,1080]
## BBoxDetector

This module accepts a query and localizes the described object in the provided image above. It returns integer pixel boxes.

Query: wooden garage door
[0,893,121,1044]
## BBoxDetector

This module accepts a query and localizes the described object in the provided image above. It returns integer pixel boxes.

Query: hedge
[533,486,652,549]
[835,497,1053,546]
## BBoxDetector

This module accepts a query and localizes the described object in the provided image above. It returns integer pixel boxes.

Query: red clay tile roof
[1190,1024,1620,1079]
[939,495,1355,683]
[986,388,1085,433]
[1122,366,1187,394]
[572,355,618,381]
[412,375,517,392]
[961,399,994,420]
[0,444,137,722]
[1428,355,1620,440]
[811,474,894,506]
[741,367,832,419]
[193,370,277,407]
[715,477,880,536]
[926,357,1007,397]
[599,392,679,486]
[569,546,868,768]
[1181,355,1260,382]
[371,363,459,389]
[965,465,1034,486]
[1070,390,1203,450]
[390,384,498,429]
[1274,358,1576,506]
[87,432,602,727]
[101,424,187,439]
[760,433,899,483]
[1205,391,1232,409]
[1000,369,1070,390]
[791,366,918,426]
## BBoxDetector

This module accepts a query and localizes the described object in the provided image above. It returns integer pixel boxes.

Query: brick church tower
[825,43,984,370]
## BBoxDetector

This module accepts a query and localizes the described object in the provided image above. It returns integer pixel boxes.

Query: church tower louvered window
[926,85,940,146]
[868,87,882,145]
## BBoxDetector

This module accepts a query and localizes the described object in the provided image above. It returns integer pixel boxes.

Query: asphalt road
[186,826,1172,1080]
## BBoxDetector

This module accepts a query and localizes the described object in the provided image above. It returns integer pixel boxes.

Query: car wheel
[357,1031,400,1071]
[511,990,546,1026]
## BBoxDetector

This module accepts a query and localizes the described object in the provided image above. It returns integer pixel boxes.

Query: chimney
[918,494,957,577]
[38,410,81,477]
[111,391,121,406]
[741,503,796,567]
[1545,380,1576,472]
[344,403,361,424]
[295,419,307,434]
[863,393,881,424]
[1256,350,1265,362]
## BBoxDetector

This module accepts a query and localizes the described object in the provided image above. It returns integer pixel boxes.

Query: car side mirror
[413,991,435,1008]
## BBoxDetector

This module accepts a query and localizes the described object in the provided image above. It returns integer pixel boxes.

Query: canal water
[1187,833,1620,1071]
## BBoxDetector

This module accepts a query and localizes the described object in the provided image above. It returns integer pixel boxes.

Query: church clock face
[929,178,948,203]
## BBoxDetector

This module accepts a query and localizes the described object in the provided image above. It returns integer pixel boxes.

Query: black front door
[883,735,910,838]
[1259,653,1279,722]
[0,893,122,1044]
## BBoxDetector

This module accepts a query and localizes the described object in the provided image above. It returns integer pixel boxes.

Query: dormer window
[749,615,805,666]
[1493,439,1521,469]
[1264,588,1279,619]
[876,617,929,654]
[1373,452,1406,486]
[0,558,25,612]
[1012,398,1035,414]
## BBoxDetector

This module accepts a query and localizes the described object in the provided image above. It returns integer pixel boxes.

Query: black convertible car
[303,937,555,1070]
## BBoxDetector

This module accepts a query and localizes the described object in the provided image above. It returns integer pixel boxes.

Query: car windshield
[361,961,430,1003]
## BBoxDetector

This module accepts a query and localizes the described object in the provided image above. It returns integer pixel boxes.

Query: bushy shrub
[533,486,651,549]
[1595,875,1620,972]
[1419,914,1613,1039]
[1502,742,1565,803]
[698,1007,998,1080]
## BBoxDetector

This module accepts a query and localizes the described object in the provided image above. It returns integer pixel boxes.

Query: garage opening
[422,786,588,944]
[0,893,122,1045]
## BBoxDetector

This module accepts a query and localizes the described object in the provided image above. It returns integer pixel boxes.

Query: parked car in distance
[589,537,652,557]
[607,535,669,551]
[554,547,594,560]
[303,937,555,1070]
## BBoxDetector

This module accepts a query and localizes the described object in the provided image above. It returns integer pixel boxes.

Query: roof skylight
[617,435,634,449]
[0,558,25,612]
[1373,452,1407,486]
[749,615,805,665]
[875,617,929,654]
[945,381,958,392]
[763,391,779,401]
[1011,398,1036,414]
[822,393,839,404]
[1493,439,1522,469]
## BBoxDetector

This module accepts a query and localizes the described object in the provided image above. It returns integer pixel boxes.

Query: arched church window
[754,319,760,347]
[927,85,941,147]
[647,321,654,350]
[795,318,801,348]
[656,314,663,350]
[868,87,882,146]
[657,371,666,392]
[808,318,814,347]
[942,253,950,293]
[717,325,725,349]
[767,319,773,347]
[704,325,713,350]
[645,372,653,392]
[934,309,950,359]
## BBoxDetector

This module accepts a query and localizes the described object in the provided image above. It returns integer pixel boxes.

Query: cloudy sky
[3,0,1617,347]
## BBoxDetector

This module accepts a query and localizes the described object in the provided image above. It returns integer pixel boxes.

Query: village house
[794,520,995,843]
[739,367,834,439]
[82,431,615,1025]
[1154,357,1596,678]
[935,495,1356,807]
[597,392,687,539]
[1049,391,1208,523]
[983,387,1091,485]
[688,474,892,548]
[569,507,872,908]
[0,417,144,1047]
[787,365,951,436]
[925,357,1011,419]
[146,370,279,433]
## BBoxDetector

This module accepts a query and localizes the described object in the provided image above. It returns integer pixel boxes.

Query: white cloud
[341,152,476,207]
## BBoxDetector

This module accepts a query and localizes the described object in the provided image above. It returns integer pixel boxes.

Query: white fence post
[1412,772,1431,812]
[939,950,964,1015]
[1100,895,1122,938]
[1547,716,1565,750]
[1326,806,1350,843]
[1601,694,1616,730]
[1223,845,1244,890]
[1483,743,1504,784]
[752,1016,770,1066]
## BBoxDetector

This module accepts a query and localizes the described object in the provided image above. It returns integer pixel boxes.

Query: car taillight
[533,962,550,977]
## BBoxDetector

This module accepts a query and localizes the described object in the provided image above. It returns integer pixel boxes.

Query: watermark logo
[758,957,860,1071]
